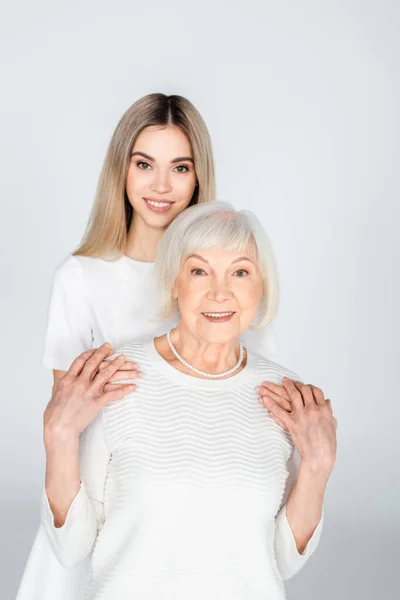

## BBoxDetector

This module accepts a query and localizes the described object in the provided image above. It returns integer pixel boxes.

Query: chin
[135,208,177,229]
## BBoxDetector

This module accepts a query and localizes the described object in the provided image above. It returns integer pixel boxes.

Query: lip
[201,311,237,323]
[143,197,175,213]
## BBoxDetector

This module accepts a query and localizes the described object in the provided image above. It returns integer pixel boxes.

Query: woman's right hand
[97,347,143,390]
[44,343,137,443]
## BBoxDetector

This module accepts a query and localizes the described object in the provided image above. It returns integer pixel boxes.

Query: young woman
[17,93,277,599]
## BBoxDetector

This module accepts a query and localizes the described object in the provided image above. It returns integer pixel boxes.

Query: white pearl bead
[166,330,244,379]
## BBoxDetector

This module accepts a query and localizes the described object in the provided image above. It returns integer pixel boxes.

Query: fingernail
[136,371,144,378]
[255,386,262,394]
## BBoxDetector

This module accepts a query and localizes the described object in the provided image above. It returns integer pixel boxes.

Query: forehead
[184,245,259,264]
[132,125,192,157]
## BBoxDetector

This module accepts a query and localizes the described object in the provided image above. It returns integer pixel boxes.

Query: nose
[207,277,233,303]
[149,169,172,194]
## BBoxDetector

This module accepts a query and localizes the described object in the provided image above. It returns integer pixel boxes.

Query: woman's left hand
[257,378,337,476]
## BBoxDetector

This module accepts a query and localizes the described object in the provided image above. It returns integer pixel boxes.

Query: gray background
[1,0,399,598]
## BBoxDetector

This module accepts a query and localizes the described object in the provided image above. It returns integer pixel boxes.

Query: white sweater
[41,339,323,600]
[16,255,278,600]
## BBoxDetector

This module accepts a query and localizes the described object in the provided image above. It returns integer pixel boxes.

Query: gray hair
[152,201,279,329]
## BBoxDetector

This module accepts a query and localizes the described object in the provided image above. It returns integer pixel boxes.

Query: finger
[102,382,137,394]
[80,343,115,381]
[100,383,136,405]
[257,382,291,401]
[98,359,139,372]
[269,412,289,431]
[67,349,98,378]
[282,378,304,412]
[309,385,326,406]
[293,381,315,408]
[91,354,129,391]
[106,370,143,383]
[263,396,292,429]
[259,391,293,413]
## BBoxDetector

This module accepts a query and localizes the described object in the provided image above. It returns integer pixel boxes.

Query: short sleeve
[42,255,93,371]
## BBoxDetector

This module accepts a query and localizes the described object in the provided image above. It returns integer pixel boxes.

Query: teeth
[204,312,233,318]
[147,199,171,208]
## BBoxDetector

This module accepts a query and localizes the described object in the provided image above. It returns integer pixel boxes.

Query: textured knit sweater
[41,339,323,600]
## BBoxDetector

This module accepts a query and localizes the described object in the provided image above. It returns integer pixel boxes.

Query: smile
[202,311,236,322]
[143,198,174,211]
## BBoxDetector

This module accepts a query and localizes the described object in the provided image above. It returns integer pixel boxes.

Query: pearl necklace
[166,329,244,379]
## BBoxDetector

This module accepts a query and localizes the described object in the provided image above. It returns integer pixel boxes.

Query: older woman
[42,201,337,600]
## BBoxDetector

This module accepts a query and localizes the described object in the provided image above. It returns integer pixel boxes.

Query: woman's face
[126,125,197,230]
[173,247,264,345]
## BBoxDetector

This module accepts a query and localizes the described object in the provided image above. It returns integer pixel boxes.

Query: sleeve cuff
[41,480,97,568]
[274,503,324,579]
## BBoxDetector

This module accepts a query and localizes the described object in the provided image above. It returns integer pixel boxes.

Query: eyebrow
[187,254,255,265]
[131,151,194,164]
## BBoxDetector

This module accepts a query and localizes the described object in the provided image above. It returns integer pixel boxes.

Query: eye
[234,269,249,277]
[191,268,206,276]
[173,164,190,173]
[137,161,152,170]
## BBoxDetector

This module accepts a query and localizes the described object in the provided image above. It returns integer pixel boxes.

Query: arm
[41,412,110,568]
[274,448,325,580]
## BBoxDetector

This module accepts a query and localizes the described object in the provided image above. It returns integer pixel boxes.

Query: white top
[41,254,278,372]
[40,340,323,600]
[15,254,278,600]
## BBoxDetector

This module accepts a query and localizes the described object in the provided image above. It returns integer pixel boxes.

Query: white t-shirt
[41,254,278,372]
[41,340,323,600]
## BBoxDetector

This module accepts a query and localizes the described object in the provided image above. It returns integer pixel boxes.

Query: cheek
[235,281,263,309]
[126,166,149,196]
[175,277,207,309]
[173,173,196,199]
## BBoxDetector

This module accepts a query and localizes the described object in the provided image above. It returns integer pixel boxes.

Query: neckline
[142,338,257,390]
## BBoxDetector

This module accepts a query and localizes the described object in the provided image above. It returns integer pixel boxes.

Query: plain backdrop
[1,0,399,598]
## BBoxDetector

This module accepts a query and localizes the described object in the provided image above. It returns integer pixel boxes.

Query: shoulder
[109,340,148,364]
[52,254,83,279]
[248,350,302,384]
[52,254,118,283]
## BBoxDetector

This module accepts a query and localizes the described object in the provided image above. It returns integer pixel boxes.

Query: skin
[154,247,263,376]
[51,124,197,389]
[44,245,337,556]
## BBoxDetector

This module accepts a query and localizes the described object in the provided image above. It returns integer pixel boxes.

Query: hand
[256,380,294,431]
[258,378,337,476]
[43,343,137,443]
[99,347,143,390]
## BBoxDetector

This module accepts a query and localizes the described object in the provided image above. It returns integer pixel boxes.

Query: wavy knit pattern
[82,340,315,600]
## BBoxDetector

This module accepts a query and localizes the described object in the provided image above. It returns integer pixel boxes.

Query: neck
[166,324,243,376]
[125,214,165,262]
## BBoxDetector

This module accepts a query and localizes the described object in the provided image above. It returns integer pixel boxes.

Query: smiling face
[173,247,264,344]
[126,125,198,230]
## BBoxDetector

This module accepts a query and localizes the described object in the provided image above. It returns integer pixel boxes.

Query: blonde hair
[153,201,279,330]
[74,94,216,258]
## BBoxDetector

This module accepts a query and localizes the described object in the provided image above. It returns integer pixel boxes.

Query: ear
[172,282,178,299]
